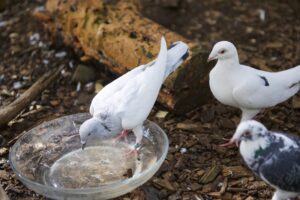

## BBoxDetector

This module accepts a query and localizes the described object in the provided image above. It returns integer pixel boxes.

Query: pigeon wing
[259,148,300,192]
[90,39,187,116]
[90,64,146,115]
[232,73,284,109]
[117,37,167,129]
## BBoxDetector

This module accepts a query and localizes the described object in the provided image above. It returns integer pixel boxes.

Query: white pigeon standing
[227,120,300,200]
[79,37,189,152]
[208,41,300,122]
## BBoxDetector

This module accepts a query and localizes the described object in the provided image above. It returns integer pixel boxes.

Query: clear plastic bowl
[9,113,169,200]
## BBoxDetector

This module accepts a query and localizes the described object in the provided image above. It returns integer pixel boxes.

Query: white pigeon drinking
[79,37,189,152]
[208,41,300,122]
[228,120,300,200]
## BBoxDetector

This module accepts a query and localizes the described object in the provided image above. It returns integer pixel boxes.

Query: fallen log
[35,0,213,114]
[0,66,63,127]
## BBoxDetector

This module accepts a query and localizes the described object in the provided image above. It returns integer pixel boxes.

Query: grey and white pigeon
[229,120,300,200]
[79,37,189,151]
[208,41,300,122]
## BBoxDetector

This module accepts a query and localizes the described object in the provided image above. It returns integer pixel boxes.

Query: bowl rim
[9,113,169,194]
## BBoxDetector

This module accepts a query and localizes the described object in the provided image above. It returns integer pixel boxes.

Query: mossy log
[36,0,213,114]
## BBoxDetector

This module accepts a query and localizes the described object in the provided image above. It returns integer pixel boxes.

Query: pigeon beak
[207,56,217,62]
[81,142,86,150]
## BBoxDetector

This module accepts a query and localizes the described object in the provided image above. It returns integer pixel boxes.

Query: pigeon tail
[275,65,300,88]
[272,65,300,103]
[143,37,168,84]
[287,65,300,88]
[164,41,189,79]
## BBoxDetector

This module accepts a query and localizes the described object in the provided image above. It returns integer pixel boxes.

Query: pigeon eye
[88,133,91,136]
[220,49,226,54]
[244,131,251,136]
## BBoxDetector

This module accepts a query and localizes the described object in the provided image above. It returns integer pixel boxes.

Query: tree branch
[0,66,63,127]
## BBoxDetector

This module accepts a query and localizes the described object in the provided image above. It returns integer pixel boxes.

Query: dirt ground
[0,0,300,199]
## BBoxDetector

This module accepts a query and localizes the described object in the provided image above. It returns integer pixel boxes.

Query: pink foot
[113,130,130,144]
[124,148,138,158]
[124,143,141,158]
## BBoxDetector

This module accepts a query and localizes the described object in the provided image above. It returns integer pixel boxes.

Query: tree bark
[36,0,213,114]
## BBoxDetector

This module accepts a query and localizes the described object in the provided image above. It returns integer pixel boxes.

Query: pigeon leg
[241,109,260,122]
[124,148,138,157]
[124,126,143,156]
[113,130,130,144]
[124,143,142,157]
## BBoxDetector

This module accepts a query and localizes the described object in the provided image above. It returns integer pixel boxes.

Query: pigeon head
[79,118,108,150]
[208,41,238,62]
[231,120,269,146]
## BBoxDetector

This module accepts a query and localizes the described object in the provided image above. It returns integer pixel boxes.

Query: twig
[1,46,40,66]
[31,11,51,22]
[226,187,248,192]
[208,177,228,197]
[219,177,228,195]
[8,131,25,146]
[0,66,63,127]
[20,106,49,118]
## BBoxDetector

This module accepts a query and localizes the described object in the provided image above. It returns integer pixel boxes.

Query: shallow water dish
[9,113,169,200]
